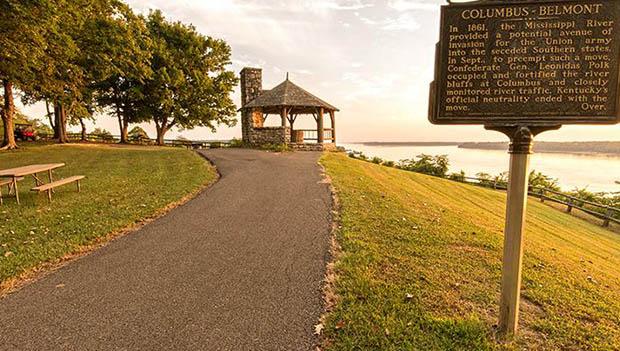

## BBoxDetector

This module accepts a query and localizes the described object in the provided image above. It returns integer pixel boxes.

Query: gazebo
[239,67,339,150]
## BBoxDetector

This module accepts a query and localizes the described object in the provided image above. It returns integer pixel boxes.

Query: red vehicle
[14,123,38,141]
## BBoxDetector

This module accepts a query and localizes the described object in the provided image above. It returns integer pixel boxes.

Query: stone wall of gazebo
[249,126,291,145]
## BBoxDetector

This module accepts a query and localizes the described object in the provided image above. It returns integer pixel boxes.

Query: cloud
[381,13,420,31]
[388,0,439,11]
[355,12,420,32]
[273,67,313,77]
[358,16,378,25]
[232,57,267,69]
[340,72,399,100]
[311,0,374,10]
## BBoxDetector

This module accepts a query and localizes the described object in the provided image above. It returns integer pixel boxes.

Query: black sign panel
[429,0,620,126]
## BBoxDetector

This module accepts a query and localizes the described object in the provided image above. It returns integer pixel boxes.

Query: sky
[18,0,620,142]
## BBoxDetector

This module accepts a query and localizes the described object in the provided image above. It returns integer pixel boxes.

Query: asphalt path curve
[0,148,332,350]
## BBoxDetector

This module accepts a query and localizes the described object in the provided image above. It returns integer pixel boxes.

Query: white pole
[499,150,531,335]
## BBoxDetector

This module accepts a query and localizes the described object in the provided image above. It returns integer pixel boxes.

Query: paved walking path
[0,149,332,350]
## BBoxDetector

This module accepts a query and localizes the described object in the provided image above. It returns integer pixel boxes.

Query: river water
[341,143,620,193]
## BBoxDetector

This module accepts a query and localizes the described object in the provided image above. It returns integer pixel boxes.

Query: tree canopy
[143,11,238,144]
[1,1,238,148]
[0,0,57,148]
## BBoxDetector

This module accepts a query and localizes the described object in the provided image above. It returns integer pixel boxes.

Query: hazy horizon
[16,0,620,142]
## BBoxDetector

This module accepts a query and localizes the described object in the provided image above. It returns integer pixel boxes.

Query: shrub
[371,157,383,164]
[348,151,368,160]
[90,128,114,142]
[475,172,494,187]
[399,154,449,177]
[128,126,150,143]
[229,138,245,148]
[493,172,508,188]
[565,188,620,221]
[449,170,466,182]
[529,170,560,191]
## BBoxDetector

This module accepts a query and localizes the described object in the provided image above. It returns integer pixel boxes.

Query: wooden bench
[31,176,85,202]
[0,177,24,205]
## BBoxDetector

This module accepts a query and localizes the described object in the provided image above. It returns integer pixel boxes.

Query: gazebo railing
[296,129,334,142]
[324,129,333,141]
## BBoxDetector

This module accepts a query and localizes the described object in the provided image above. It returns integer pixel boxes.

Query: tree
[91,4,152,143]
[61,0,138,144]
[142,11,238,145]
[45,100,56,138]
[1,81,17,149]
[18,0,83,144]
[0,0,52,149]
[20,0,132,144]
[66,96,97,141]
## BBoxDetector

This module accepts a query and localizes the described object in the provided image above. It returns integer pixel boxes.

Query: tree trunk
[79,117,87,141]
[55,101,68,143]
[155,122,167,146]
[156,126,167,146]
[45,100,56,138]
[53,103,60,139]
[116,105,128,143]
[1,80,18,150]
[121,119,129,144]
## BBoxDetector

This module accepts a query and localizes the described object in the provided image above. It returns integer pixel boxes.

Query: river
[341,143,620,193]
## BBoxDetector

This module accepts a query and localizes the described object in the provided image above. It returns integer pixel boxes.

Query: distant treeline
[459,142,620,155]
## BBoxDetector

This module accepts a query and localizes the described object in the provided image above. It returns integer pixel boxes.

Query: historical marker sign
[430,0,620,126]
[428,0,620,338]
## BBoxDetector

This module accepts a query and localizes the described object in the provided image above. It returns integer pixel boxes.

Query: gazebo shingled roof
[241,78,339,114]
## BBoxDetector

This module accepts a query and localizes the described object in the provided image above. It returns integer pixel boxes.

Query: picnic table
[0,163,65,204]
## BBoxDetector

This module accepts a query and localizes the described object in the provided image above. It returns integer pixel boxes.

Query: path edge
[315,152,344,351]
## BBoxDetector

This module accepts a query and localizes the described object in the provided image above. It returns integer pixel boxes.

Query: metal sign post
[486,125,560,335]
[428,0,620,338]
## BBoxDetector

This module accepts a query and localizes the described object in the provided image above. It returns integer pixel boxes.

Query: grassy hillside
[321,152,620,351]
[0,144,216,286]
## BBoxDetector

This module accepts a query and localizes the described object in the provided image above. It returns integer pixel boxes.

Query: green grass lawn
[0,143,216,286]
[321,152,620,351]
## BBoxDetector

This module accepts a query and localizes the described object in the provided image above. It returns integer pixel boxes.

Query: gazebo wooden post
[329,110,336,143]
[317,107,324,144]
[280,106,287,127]
[288,115,296,130]
[286,112,297,142]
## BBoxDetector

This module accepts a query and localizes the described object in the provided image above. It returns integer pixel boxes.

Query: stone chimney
[240,68,263,143]
[240,67,262,106]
